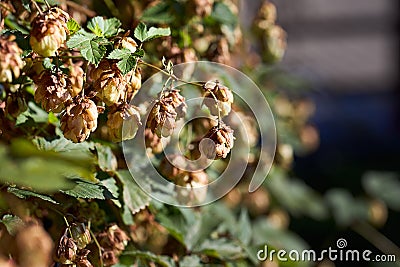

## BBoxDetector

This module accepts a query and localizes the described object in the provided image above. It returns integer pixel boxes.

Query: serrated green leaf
[95,144,117,172]
[134,22,147,42]
[117,56,137,75]
[107,48,131,60]
[87,16,121,37]
[67,18,80,35]
[145,27,171,41]
[117,170,151,215]
[61,179,116,199]
[101,178,119,198]
[107,48,144,75]
[140,2,174,23]
[0,215,24,235]
[7,187,58,204]
[67,30,107,66]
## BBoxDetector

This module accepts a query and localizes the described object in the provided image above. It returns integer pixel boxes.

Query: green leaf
[87,16,121,37]
[134,22,148,42]
[101,177,119,199]
[145,27,171,41]
[67,18,80,35]
[140,2,174,23]
[67,30,107,66]
[0,141,74,192]
[236,209,252,246]
[180,255,202,267]
[122,250,174,267]
[0,215,24,235]
[117,170,151,215]
[16,101,49,126]
[196,239,244,260]
[95,144,117,172]
[61,179,116,199]
[107,48,136,75]
[210,2,237,27]
[32,136,96,181]
[7,187,58,204]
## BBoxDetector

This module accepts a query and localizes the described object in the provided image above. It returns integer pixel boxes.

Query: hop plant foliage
[0,1,375,267]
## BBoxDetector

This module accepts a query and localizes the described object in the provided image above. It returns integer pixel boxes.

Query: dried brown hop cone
[61,98,99,143]
[76,249,93,267]
[30,7,70,57]
[107,104,141,142]
[34,70,72,112]
[102,250,118,267]
[5,93,27,118]
[97,224,129,257]
[0,34,24,83]
[68,64,84,97]
[89,59,128,106]
[126,67,142,99]
[203,81,234,117]
[55,231,78,264]
[147,90,187,137]
[144,127,164,154]
[203,122,234,159]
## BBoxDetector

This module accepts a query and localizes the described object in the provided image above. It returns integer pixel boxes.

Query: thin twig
[352,221,400,257]
[90,228,104,267]
[64,0,96,17]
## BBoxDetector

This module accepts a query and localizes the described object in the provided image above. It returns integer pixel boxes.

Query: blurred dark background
[254,0,399,266]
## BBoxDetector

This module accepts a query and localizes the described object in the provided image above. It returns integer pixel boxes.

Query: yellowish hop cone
[89,60,127,106]
[30,7,70,57]
[107,104,141,142]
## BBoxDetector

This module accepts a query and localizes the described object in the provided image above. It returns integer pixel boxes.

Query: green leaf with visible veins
[145,27,171,41]
[134,22,148,42]
[7,187,58,204]
[87,16,121,37]
[67,18,80,35]
[67,30,108,66]
[107,48,144,75]
[61,178,116,199]
[117,170,151,215]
